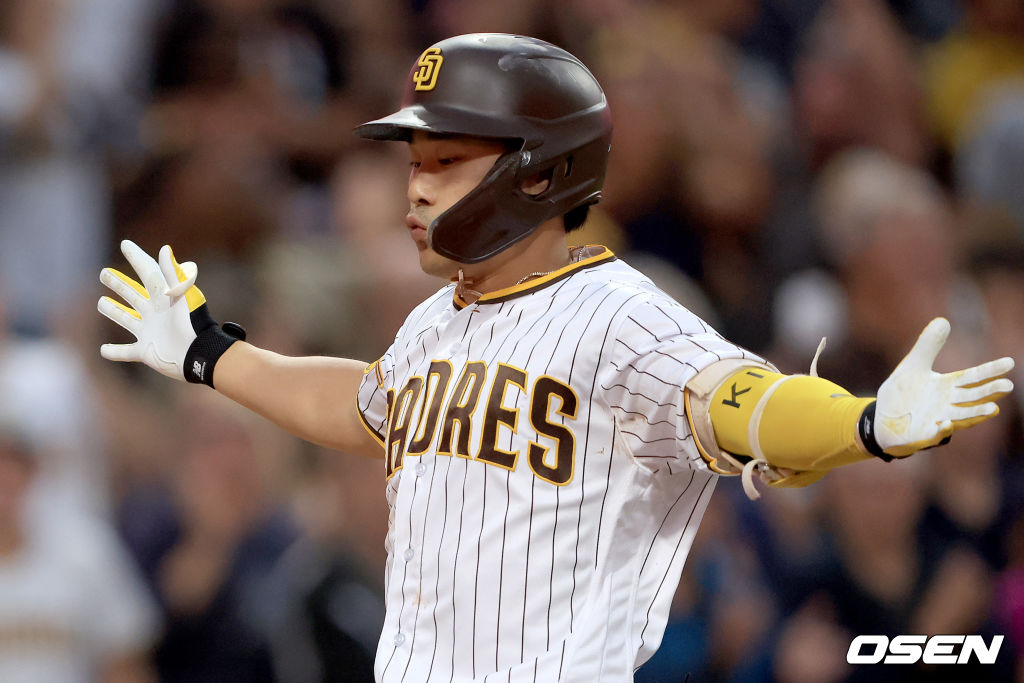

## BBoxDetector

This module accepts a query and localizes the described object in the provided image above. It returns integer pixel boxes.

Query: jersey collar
[452,245,616,310]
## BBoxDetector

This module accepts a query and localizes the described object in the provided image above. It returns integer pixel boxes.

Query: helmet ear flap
[429,134,608,263]
[429,150,544,264]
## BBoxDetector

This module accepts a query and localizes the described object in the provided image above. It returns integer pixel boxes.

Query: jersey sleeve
[597,297,766,474]
[357,348,395,448]
[355,284,452,451]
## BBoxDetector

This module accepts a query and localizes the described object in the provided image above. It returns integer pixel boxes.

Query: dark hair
[563,204,591,233]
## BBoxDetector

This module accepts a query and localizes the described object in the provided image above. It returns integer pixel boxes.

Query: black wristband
[857,401,894,462]
[183,304,246,388]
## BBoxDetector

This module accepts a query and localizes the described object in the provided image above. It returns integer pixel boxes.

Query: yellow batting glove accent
[109,269,150,300]
[165,246,206,312]
[101,296,142,320]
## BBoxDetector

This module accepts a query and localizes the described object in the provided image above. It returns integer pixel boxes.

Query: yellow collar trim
[452,246,616,309]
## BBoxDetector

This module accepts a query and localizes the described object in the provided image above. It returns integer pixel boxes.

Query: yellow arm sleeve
[708,369,876,472]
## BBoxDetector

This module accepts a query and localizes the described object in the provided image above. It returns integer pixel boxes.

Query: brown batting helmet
[355,33,612,264]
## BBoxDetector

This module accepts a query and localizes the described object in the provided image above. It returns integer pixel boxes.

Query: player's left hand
[863,317,1014,458]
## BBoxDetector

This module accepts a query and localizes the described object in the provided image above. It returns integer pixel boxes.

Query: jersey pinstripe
[357,246,762,682]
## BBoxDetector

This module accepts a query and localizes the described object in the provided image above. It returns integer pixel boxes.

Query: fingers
[100,342,140,363]
[948,404,1000,431]
[955,357,1016,388]
[165,261,197,297]
[157,245,176,285]
[100,268,149,311]
[97,296,141,335]
[898,317,951,373]
[948,402,998,421]
[158,245,195,292]
[158,245,203,303]
[121,240,169,297]
[953,377,1014,407]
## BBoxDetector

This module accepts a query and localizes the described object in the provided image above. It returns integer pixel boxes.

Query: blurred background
[0,0,1022,680]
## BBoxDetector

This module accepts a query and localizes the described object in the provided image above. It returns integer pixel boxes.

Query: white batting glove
[98,240,245,386]
[858,318,1015,459]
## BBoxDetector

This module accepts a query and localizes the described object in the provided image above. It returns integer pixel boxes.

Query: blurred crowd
[0,0,1022,681]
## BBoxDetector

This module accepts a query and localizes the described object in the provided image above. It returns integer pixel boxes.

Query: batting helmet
[355,33,612,264]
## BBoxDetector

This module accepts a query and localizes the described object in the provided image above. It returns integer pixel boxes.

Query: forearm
[707,369,874,472]
[213,342,382,457]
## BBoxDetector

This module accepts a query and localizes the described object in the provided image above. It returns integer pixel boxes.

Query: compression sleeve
[708,369,876,471]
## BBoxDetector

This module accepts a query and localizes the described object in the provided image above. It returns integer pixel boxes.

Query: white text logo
[847,635,1003,665]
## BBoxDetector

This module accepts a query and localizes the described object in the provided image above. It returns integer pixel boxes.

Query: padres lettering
[384,360,577,483]
[413,47,444,91]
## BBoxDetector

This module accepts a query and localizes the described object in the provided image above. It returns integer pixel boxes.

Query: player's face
[406,132,508,278]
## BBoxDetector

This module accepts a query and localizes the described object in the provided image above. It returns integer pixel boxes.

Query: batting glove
[858,317,1014,459]
[98,240,245,387]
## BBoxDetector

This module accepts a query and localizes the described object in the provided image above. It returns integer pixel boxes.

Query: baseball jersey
[357,246,763,682]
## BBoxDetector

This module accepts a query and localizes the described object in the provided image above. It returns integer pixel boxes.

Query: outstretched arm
[98,240,383,459]
[213,343,381,456]
[688,318,1014,496]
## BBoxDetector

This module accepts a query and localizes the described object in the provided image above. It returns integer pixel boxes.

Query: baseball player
[98,34,1015,682]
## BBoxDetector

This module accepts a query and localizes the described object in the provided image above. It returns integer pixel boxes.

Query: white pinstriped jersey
[357,246,763,682]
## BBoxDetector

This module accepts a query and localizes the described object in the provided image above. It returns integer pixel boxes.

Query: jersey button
[415,462,427,476]
[394,632,406,646]
[403,547,415,562]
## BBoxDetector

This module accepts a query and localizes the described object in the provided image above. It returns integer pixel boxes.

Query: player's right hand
[98,240,244,386]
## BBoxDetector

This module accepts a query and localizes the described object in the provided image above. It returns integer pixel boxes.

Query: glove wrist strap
[184,305,246,388]
[857,401,894,462]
